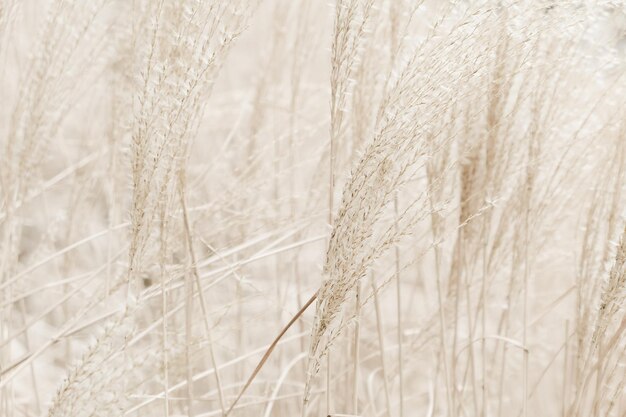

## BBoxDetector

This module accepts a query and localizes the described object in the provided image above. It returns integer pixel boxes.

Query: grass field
[0,1,625,416]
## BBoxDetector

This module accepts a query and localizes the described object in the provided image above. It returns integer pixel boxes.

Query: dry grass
[1,1,625,416]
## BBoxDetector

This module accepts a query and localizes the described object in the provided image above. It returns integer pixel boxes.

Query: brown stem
[225,291,318,416]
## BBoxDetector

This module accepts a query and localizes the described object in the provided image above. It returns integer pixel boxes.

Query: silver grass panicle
[47,314,137,417]
[348,3,386,164]
[127,0,253,294]
[47,303,195,417]
[349,0,421,165]
[329,0,375,175]
[303,5,500,405]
